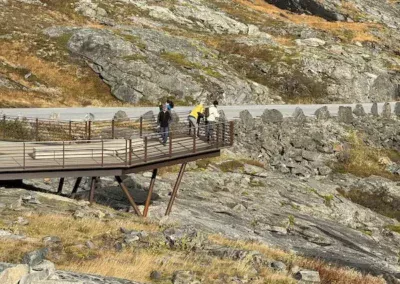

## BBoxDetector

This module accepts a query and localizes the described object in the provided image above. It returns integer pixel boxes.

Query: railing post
[111,119,115,139]
[88,121,92,140]
[2,115,5,139]
[101,139,104,167]
[140,116,143,137]
[169,131,172,158]
[193,128,196,153]
[69,121,72,139]
[23,142,26,169]
[229,121,234,146]
[62,141,65,168]
[216,123,220,148]
[129,139,132,165]
[35,118,39,141]
[144,136,148,162]
[222,122,226,146]
[85,121,88,139]
[125,140,128,166]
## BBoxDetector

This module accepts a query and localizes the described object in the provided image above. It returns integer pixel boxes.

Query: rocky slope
[0,105,396,283]
[1,0,400,106]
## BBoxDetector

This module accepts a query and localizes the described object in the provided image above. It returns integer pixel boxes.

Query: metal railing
[0,111,192,142]
[0,121,234,172]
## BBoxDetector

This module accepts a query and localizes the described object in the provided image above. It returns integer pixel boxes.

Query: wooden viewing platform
[0,112,234,217]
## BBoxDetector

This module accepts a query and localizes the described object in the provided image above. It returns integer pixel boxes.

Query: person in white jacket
[206,100,220,142]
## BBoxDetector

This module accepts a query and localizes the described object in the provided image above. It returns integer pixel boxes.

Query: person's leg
[163,126,169,144]
[161,127,166,144]
[189,117,197,135]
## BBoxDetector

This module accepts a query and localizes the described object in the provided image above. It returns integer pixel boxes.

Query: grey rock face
[314,106,330,120]
[293,107,306,123]
[22,248,49,266]
[239,110,254,130]
[338,106,353,124]
[353,104,366,117]
[261,109,283,124]
[113,110,129,121]
[265,0,345,21]
[371,102,379,116]
[63,28,274,105]
[294,270,321,283]
[382,102,391,119]
[395,102,400,117]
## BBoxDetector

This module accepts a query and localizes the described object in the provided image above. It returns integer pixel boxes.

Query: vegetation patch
[333,131,400,181]
[385,225,400,234]
[337,188,400,221]
[218,160,244,172]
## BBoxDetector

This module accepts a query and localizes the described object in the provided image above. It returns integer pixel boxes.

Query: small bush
[333,131,400,181]
[196,159,211,169]
[218,160,244,172]
[385,225,400,234]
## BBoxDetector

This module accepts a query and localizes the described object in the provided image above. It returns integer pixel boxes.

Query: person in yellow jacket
[188,103,204,135]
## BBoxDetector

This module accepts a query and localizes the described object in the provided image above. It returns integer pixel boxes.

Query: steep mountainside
[0,0,400,107]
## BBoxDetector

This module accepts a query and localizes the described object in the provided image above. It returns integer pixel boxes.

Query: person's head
[162,104,168,111]
[213,100,218,107]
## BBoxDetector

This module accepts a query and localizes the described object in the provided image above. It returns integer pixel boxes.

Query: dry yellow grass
[0,209,387,284]
[232,0,380,42]
[0,41,129,107]
[335,131,400,181]
[209,235,386,284]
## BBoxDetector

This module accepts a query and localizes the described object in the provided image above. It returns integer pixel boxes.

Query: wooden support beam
[70,177,82,198]
[143,169,158,217]
[115,176,142,216]
[165,163,187,216]
[57,177,64,195]
[89,176,96,204]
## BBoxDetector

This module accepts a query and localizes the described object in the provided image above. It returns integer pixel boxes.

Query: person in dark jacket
[157,104,172,145]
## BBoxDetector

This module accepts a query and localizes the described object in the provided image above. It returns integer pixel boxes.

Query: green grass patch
[385,225,400,234]
[333,130,400,181]
[218,160,244,172]
[122,54,147,61]
[337,188,400,221]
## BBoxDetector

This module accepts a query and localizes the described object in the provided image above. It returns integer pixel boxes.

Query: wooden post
[229,121,234,146]
[2,115,5,139]
[69,121,72,139]
[125,140,128,166]
[57,178,64,195]
[62,141,65,168]
[222,122,226,145]
[89,176,96,204]
[70,177,82,198]
[216,123,220,148]
[115,176,142,216]
[193,128,196,153]
[35,118,39,141]
[23,142,25,169]
[169,132,172,158]
[165,163,187,216]
[144,136,148,162]
[88,121,92,140]
[143,169,158,217]
[139,116,143,137]
[129,139,132,165]
[111,119,115,139]
[101,139,104,167]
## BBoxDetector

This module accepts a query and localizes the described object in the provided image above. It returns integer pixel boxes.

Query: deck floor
[0,136,218,171]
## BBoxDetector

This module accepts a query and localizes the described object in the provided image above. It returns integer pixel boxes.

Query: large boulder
[353,104,366,117]
[314,106,330,120]
[338,106,353,124]
[239,110,254,130]
[381,102,391,119]
[261,109,283,123]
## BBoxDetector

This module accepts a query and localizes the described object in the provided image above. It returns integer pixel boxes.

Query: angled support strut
[143,169,158,217]
[115,176,142,216]
[165,163,187,216]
